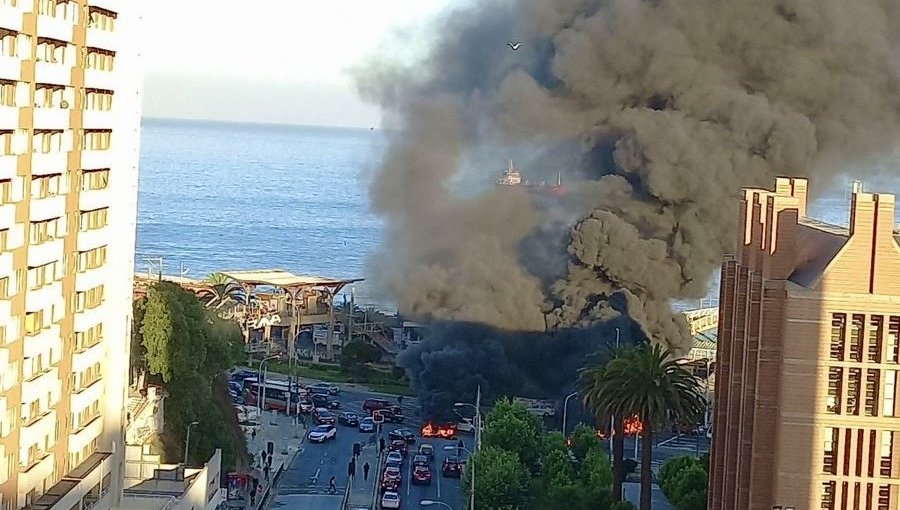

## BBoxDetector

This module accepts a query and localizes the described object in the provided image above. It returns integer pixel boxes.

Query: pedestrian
[397,395,404,405]
[251,428,257,440]
[379,436,385,454]
[348,458,356,478]
[328,475,336,494]
[457,438,464,457]
[363,462,370,481]
[263,464,270,481]
[352,442,361,459]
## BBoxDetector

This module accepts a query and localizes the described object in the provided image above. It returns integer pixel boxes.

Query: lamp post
[453,385,483,451]
[257,355,279,418]
[609,327,620,462]
[420,500,454,510]
[184,421,199,465]
[444,445,474,510]
[561,391,578,436]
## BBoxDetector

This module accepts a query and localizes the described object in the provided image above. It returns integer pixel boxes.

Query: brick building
[710,177,900,510]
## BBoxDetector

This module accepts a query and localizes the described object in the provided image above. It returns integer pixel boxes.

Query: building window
[823,427,838,475]
[821,481,836,510]
[84,48,114,71]
[31,173,62,200]
[26,261,58,291]
[827,367,843,414]
[81,129,111,151]
[869,316,884,363]
[850,315,864,362]
[889,318,900,364]
[35,38,66,65]
[0,80,15,107]
[865,369,880,417]
[87,8,116,32]
[76,245,106,272]
[29,217,61,245]
[883,370,896,417]
[74,324,102,352]
[33,129,64,154]
[847,368,861,415]
[0,179,11,205]
[831,314,847,361]
[80,169,109,191]
[0,29,16,59]
[880,431,893,477]
[878,484,891,510]
[24,310,45,336]
[74,285,103,312]
[78,207,107,231]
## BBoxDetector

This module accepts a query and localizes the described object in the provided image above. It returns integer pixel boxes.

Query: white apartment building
[0,1,142,509]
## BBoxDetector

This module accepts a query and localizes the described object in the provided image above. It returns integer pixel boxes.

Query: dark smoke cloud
[358,0,900,409]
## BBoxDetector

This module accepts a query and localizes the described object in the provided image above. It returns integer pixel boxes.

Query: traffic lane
[402,437,465,510]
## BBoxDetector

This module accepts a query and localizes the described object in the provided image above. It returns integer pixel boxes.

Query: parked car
[307,382,340,396]
[381,491,401,509]
[374,407,404,424]
[418,444,434,461]
[358,417,376,433]
[314,408,335,425]
[411,465,432,485]
[388,440,408,457]
[442,457,463,477]
[312,394,341,409]
[389,428,415,444]
[363,398,391,412]
[412,454,429,467]
[338,412,360,427]
[456,418,477,434]
[386,451,404,465]
[307,424,336,443]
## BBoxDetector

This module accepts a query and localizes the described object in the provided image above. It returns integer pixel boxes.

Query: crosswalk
[656,435,709,453]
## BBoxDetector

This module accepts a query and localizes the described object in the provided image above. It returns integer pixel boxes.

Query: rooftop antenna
[557,172,561,187]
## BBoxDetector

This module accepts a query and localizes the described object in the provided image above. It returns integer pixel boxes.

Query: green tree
[609,502,638,510]
[482,398,543,470]
[579,344,705,510]
[339,339,381,374]
[581,447,614,501]
[570,423,601,462]
[198,272,245,310]
[464,446,530,510]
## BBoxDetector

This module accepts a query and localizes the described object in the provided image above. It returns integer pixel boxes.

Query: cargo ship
[496,159,566,196]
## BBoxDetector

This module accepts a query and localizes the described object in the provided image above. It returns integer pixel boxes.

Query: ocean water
[136,118,900,310]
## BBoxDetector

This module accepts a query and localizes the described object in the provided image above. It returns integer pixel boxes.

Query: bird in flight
[507,42,523,51]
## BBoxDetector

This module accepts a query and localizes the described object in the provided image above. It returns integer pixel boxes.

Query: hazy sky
[141,0,451,128]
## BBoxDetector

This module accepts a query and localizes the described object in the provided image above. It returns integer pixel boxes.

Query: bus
[246,382,302,413]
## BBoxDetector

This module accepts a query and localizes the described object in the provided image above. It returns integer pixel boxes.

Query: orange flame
[623,415,644,436]
[421,422,457,438]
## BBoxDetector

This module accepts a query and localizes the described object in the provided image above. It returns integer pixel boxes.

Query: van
[363,398,391,412]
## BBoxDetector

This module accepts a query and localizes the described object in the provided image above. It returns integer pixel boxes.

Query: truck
[514,397,557,418]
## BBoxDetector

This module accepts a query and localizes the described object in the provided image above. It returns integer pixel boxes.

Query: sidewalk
[243,410,307,510]
[346,443,381,509]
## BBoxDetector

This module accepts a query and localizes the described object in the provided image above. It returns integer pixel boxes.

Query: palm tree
[579,343,705,510]
[198,272,244,310]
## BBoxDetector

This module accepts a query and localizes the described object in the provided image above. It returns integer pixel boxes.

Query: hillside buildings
[0,1,142,509]
[710,178,900,510]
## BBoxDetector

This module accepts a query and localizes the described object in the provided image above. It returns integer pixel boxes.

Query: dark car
[388,439,408,457]
[374,407,404,424]
[412,454,429,467]
[418,444,434,461]
[363,398,391,412]
[337,411,359,426]
[442,457,462,478]
[314,408,335,425]
[389,428,415,444]
[358,417,376,433]
[312,394,341,410]
[412,465,432,485]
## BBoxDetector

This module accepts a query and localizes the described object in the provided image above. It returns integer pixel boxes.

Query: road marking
[407,460,412,497]
[311,468,320,485]
[436,460,441,498]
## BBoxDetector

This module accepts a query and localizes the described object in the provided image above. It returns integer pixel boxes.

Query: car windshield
[313,426,330,432]
[385,467,400,474]
[421,445,433,452]
[445,457,459,464]
[361,417,373,423]
[383,493,399,500]
[319,411,332,417]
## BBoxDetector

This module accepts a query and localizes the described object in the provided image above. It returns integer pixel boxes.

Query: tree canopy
[464,446,530,510]
[482,398,543,471]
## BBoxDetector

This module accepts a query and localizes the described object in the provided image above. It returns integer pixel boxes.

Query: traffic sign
[372,411,384,424]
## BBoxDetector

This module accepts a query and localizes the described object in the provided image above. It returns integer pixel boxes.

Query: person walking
[328,476,336,494]
[363,462,370,481]
[348,458,356,479]
[457,438,464,457]
[378,436,385,454]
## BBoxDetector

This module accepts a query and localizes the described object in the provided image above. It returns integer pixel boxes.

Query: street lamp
[257,355,279,418]
[453,385,483,451]
[443,445,475,510]
[609,328,620,463]
[420,501,454,510]
[561,391,578,435]
[184,421,199,465]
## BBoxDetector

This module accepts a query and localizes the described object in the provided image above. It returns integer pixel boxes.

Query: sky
[141,1,452,128]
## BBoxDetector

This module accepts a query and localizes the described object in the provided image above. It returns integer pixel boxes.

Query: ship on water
[496,159,567,196]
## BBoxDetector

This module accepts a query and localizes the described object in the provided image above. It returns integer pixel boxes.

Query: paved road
[265,377,465,510]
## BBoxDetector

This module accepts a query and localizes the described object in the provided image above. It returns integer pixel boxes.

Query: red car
[382,465,402,491]
[412,465,432,485]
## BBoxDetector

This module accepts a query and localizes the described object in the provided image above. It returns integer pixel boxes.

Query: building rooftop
[220,269,363,289]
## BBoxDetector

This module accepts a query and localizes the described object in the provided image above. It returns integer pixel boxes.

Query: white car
[381,491,401,509]
[456,418,476,433]
[386,451,404,465]
[307,424,336,443]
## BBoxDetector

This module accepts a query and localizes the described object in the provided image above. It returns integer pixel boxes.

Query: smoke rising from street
[358,0,900,409]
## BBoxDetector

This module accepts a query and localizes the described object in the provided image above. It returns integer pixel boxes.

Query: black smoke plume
[357,0,900,412]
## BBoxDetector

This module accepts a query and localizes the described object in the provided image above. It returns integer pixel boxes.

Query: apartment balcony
[0,154,16,179]
[88,0,117,12]
[0,251,12,279]
[32,151,69,176]
[72,339,104,373]
[0,104,18,128]
[68,414,102,455]
[0,202,14,230]
[81,149,111,170]
[19,447,54,484]
[84,68,114,91]
[82,109,113,131]
[86,26,115,52]
[73,301,103,333]
[75,226,107,253]
[23,323,61,360]
[71,380,103,419]
[0,299,11,328]
[33,107,71,131]
[0,55,19,81]
[37,15,74,43]
[76,265,108,293]
[29,194,66,222]
[27,238,64,268]
[0,5,24,32]
[78,188,110,212]
[19,409,57,458]
[35,61,72,87]
[33,452,112,510]
[25,281,63,317]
